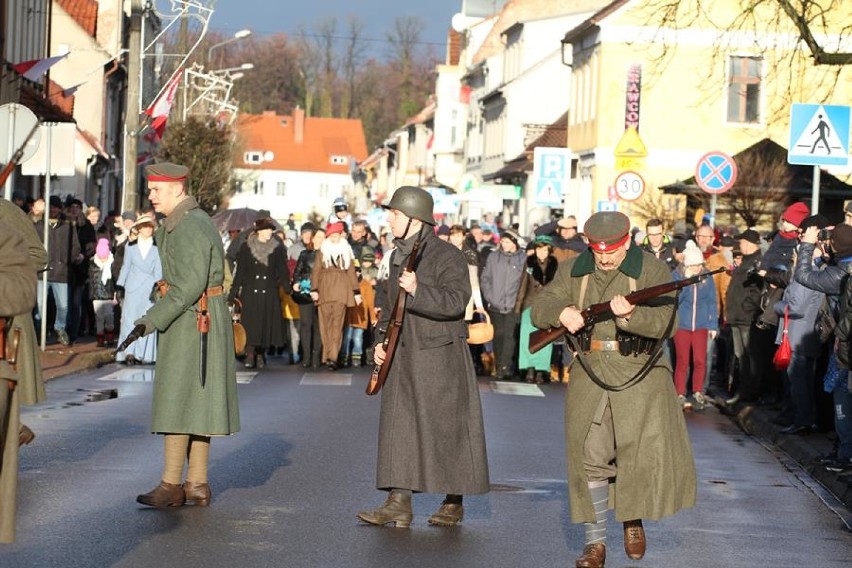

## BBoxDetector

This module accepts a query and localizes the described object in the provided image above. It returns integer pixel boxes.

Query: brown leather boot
[136,481,186,508]
[19,424,35,446]
[575,543,606,568]
[427,502,464,526]
[183,481,212,506]
[356,490,413,528]
[623,519,646,559]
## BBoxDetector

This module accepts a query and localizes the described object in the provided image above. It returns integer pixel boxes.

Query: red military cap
[583,211,631,252]
[145,162,189,182]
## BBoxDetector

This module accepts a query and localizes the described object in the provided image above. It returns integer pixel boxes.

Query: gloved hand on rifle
[133,318,156,337]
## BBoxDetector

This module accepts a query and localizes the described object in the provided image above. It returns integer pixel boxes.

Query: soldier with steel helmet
[357,185,490,528]
[531,211,696,568]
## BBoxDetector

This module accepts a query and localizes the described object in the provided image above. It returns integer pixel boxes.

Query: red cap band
[147,174,186,182]
[592,232,630,253]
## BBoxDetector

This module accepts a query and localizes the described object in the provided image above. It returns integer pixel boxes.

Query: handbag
[772,306,792,371]
[231,299,247,356]
[467,308,494,345]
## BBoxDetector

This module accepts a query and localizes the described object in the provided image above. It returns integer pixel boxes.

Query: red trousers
[673,328,709,395]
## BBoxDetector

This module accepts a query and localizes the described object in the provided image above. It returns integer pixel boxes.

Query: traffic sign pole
[812,166,820,215]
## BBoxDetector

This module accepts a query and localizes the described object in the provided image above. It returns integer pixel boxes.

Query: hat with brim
[132,214,156,230]
[583,212,631,252]
[146,162,189,182]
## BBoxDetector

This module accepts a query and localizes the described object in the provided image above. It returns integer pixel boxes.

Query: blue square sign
[788,103,850,167]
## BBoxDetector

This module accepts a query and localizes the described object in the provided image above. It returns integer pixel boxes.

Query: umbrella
[212,208,281,232]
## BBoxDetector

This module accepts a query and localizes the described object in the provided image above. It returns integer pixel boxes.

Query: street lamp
[212,63,254,74]
[207,29,252,66]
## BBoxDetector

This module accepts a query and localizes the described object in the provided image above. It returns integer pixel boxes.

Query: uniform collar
[162,196,198,233]
[571,244,643,279]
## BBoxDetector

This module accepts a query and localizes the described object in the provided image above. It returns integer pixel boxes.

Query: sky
[205,0,468,59]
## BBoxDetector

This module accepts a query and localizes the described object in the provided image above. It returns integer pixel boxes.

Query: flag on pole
[12,53,70,81]
[144,70,182,140]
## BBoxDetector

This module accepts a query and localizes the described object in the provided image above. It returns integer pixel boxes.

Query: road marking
[98,368,155,382]
[236,371,257,384]
[299,372,352,386]
[487,382,545,397]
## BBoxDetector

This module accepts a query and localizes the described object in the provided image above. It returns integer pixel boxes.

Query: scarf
[94,253,114,285]
[320,237,354,269]
[247,233,279,266]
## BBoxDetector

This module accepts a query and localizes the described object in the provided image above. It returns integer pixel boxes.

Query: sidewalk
[39,336,116,381]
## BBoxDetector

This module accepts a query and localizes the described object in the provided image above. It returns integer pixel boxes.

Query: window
[727,56,762,123]
[244,151,262,164]
[330,155,348,166]
[276,182,286,197]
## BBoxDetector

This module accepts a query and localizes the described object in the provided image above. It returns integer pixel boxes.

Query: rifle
[528,267,725,354]
[0,121,41,187]
[366,229,426,396]
[113,323,148,357]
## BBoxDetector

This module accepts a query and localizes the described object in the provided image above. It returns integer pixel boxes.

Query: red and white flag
[144,70,182,140]
[12,53,69,81]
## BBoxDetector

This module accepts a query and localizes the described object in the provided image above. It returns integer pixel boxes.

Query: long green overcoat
[372,230,490,495]
[531,245,696,523]
[0,202,46,544]
[147,197,239,435]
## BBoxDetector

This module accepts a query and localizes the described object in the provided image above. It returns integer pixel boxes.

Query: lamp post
[207,29,252,68]
[211,63,254,74]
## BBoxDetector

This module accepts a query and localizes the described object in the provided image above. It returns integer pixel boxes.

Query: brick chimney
[294,105,304,144]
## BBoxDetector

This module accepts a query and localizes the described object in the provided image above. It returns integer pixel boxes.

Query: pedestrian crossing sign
[535,178,563,207]
[788,103,850,166]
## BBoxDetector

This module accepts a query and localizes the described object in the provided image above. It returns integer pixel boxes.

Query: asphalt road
[2,359,850,567]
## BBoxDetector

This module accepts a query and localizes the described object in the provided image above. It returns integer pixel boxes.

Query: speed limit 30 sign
[614,170,645,201]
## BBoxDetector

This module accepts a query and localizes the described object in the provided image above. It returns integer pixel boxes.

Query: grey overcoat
[373,230,490,495]
[531,246,696,523]
[147,197,239,435]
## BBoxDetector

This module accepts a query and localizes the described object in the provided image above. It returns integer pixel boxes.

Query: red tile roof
[236,111,368,173]
[57,0,98,37]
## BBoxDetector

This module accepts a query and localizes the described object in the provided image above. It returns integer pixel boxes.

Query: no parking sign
[695,152,737,194]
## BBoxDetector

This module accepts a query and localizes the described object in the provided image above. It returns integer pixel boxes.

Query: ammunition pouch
[572,328,655,357]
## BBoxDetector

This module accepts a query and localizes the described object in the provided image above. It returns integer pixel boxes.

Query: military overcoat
[372,230,490,495]
[531,246,696,523]
[147,197,239,435]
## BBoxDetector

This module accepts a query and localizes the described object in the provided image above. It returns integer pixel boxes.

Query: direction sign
[695,151,737,194]
[788,103,850,167]
[614,170,645,201]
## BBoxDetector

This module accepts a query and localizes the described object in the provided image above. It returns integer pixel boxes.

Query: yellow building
[563,0,852,227]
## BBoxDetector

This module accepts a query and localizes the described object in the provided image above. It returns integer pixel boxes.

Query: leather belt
[205,286,224,297]
[588,339,620,352]
[156,279,223,298]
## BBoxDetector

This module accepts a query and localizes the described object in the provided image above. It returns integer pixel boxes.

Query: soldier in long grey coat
[0,200,47,543]
[531,212,696,568]
[133,162,239,509]
[357,186,489,528]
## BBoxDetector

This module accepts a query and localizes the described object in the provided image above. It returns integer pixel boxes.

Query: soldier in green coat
[531,212,696,568]
[133,162,240,508]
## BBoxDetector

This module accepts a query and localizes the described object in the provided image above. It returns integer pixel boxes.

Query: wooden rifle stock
[0,121,40,188]
[528,267,725,354]
[366,232,424,396]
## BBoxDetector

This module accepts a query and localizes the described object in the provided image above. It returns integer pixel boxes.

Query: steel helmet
[382,186,435,225]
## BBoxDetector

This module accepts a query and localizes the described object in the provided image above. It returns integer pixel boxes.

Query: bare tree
[721,150,791,227]
[627,188,687,232]
[340,16,367,119]
[387,16,425,122]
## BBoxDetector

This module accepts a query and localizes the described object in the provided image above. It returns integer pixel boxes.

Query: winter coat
[703,249,731,316]
[34,215,81,283]
[793,243,852,318]
[230,234,288,348]
[346,277,376,329]
[531,246,696,523]
[116,240,162,363]
[641,240,678,270]
[87,256,116,300]
[481,248,525,313]
[759,232,797,272]
[292,248,318,305]
[774,276,824,359]
[514,254,558,312]
[311,250,359,307]
[146,197,239,435]
[0,219,39,543]
[372,230,489,494]
[673,267,718,332]
[725,251,764,326]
